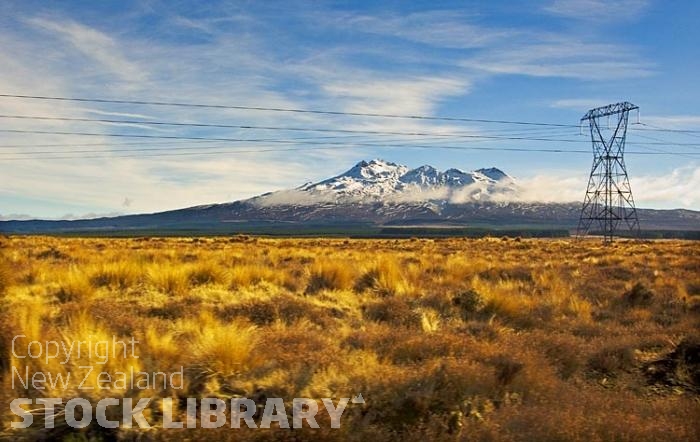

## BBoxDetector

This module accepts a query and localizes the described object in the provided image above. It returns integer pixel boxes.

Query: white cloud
[640,115,700,128]
[26,17,146,85]
[630,166,700,209]
[489,173,585,203]
[550,98,613,110]
[321,76,469,116]
[543,0,651,22]
[463,40,653,80]
[329,11,512,49]
[489,166,700,209]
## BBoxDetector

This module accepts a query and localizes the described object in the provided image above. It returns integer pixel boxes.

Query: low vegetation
[0,235,698,440]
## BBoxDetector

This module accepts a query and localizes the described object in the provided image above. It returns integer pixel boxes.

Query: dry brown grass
[0,236,698,441]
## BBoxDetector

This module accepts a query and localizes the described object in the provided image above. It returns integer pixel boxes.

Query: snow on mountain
[298,159,409,198]
[256,159,516,206]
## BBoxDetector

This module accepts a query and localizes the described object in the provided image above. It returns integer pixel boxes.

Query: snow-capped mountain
[273,159,516,203]
[3,158,698,235]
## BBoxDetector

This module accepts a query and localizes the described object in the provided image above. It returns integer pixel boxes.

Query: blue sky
[1,0,699,218]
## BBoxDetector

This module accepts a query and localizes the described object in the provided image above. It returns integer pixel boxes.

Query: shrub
[492,355,525,388]
[587,345,636,376]
[452,289,484,318]
[622,282,654,306]
[363,298,421,328]
[543,339,584,379]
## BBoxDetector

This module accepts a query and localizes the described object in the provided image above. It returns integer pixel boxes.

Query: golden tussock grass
[0,236,698,440]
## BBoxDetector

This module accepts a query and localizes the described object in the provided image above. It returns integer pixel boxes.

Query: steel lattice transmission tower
[577,102,640,243]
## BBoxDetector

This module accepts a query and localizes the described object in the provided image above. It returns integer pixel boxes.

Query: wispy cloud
[325,11,512,49]
[26,17,146,86]
[321,76,469,116]
[641,115,700,128]
[463,40,653,80]
[550,98,613,110]
[543,0,651,22]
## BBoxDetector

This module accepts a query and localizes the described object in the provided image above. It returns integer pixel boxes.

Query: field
[0,235,698,441]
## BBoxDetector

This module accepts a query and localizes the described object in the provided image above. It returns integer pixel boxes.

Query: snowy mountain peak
[400,165,442,186]
[475,167,510,182]
[346,159,408,180]
[280,159,515,204]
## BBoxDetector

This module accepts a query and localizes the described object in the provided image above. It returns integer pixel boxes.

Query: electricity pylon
[577,102,640,243]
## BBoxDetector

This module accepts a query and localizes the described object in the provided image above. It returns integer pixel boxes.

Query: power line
[0,113,580,141]
[633,122,700,135]
[4,93,699,136]
[2,145,688,161]
[631,133,700,158]
[0,127,591,144]
[1,137,697,161]
[0,93,580,128]
[0,136,496,156]
[0,134,374,149]
[3,128,699,150]
[0,144,595,161]
[0,129,589,158]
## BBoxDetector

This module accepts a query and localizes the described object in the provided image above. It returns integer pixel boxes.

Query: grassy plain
[0,235,698,441]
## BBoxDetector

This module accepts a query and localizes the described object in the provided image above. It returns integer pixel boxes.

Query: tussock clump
[644,336,700,392]
[222,300,278,325]
[587,345,637,377]
[90,261,141,289]
[188,261,228,286]
[229,264,278,288]
[183,314,260,375]
[217,294,334,327]
[354,258,408,296]
[388,333,469,364]
[492,355,524,388]
[36,247,70,260]
[363,298,421,328]
[148,265,190,295]
[354,269,380,293]
[452,289,484,319]
[55,267,94,303]
[305,261,354,294]
[481,294,533,327]
[600,264,635,281]
[543,338,584,379]
[0,258,11,295]
[146,301,188,320]
[622,282,655,307]
[479,265,532,282]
